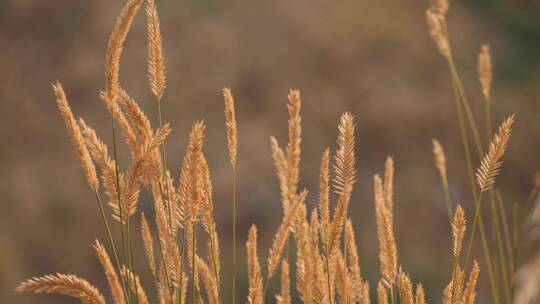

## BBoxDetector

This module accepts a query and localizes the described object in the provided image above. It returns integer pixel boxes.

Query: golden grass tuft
[145,0,166,100]
[452,205,466,258]
[54,82,99,192]
[223,87,238,167]
[247,225,264,304]
[478,45,492,102]
[16,274,106,304]
[16,1,525,304]
[476,114,515,192]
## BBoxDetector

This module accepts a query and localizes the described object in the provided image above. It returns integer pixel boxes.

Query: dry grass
[14,0,539,304]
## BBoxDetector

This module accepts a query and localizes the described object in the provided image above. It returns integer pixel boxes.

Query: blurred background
[1,0,540,303]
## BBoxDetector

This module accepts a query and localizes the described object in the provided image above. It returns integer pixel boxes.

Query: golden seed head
[432,139,448,188]
[478,44,492,102]
[426,9,450,58]
[146,0,166,100]
[433,0,449,15]
[452,205,466,258]
[53,82,99,191]
[223,87,238,167]
[476,114,515,192]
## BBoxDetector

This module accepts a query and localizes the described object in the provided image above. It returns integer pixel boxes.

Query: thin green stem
[324,244,333,304]
[178,228,186,304]
[232,165,237,304]
[442,183,453,224]
[448,60,484,157]
[150,188,175,304]
[94,191,129,301]
[192,222,197,304]
[110,115,131,304]
[157,100,174,236]
[489,191,511,304]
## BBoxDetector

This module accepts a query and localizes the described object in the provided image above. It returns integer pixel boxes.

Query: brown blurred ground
[1,0,540,303]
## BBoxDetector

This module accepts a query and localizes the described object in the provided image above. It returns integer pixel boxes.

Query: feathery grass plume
[200,156,221,294]
[121,267,150,304]
[452,205,466,258]
[120,123,171,222]
[434,0,449,15]
[443,280,453,304]
[415,283,426,304]
[377,281,388,304]
[361,282,371,304]
[152,185,182,287]
[426,9,450,58]
[294,205,314,304]
[319,149,331,242]
[145,0,166,100]
[16,273,106,304]
[285,89,302,206]
[79,119,126,221]
[196,256,219,304]
[334,112,357,195]
[140,213,156,276]
[276,260,291,304]
[432,139,448,189]
[345,220,363,291]
[53,82,99,191]
[98,90,139,155]
[94,240,126,304]
[118,90,153,146]
[247,225,264,304]
[105,0,143,105]
[335,252,355,304]
[384,156,394,214]
[374,175,398,285]
[309,209,327,304]
[463,261,480,304]
[157,263,173,304]
[187,121,206,222]
[398,272,414,304]
[476,114,515,192]
[326,113,357,259]
[271,136,289,210]
[478,45,492,102]
[449,265,465,304]
[223,87,238,167]
[223,86,238,304]
[267,190,308,279]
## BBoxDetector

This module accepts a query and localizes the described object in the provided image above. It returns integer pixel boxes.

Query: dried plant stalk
[452,205,467,258]
[415,283,426,304]
[398,272,414,304]
[140,213,156,276]
[105,0,143,104]
[432,139,448,188]
[247,225,264,304]
[94,240,126,304]
[478,45,492,102]
[377,281,388,304]
[463,261,480,304]
[53,82,99,191]
[276,260,291,304]
[476,114,515,192]
[426,9,450,58]
[268,190,308,279]
[374,174,398,284]
[145,0,166,100]
[16,274,106,304]
[223,87,238,167]
[121,267,150,304]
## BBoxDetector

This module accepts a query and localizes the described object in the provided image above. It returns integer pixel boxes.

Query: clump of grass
[15,0,536,304]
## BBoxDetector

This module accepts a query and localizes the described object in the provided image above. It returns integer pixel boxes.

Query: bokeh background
[2,0,540,303]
